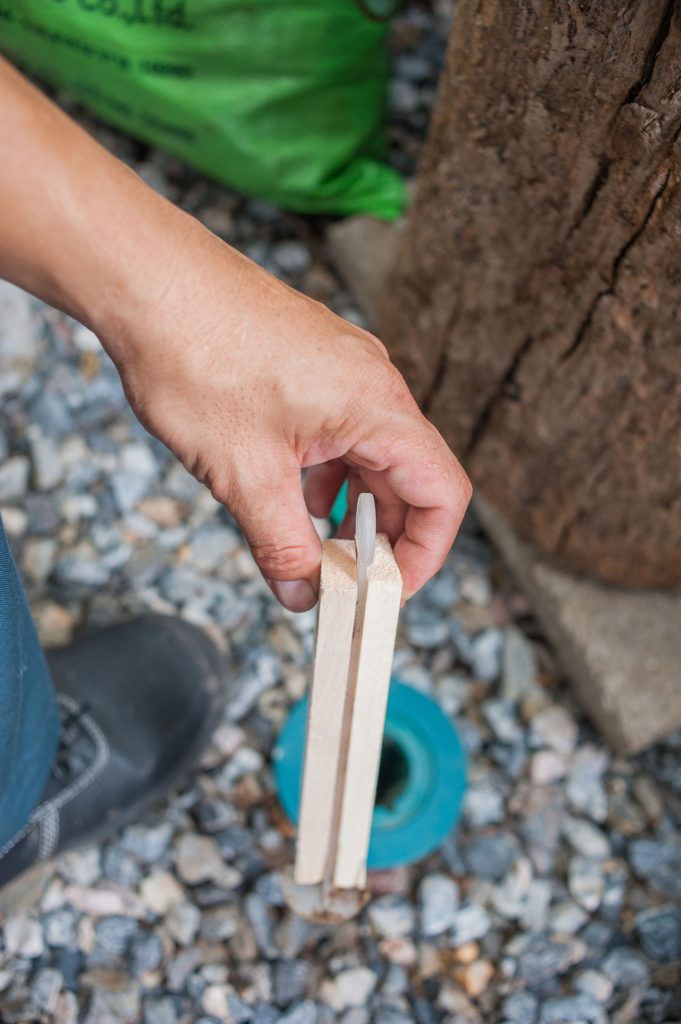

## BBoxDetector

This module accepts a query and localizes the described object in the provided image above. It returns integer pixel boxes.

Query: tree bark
[382,0,681,588]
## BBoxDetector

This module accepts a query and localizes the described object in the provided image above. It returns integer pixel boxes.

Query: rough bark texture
[382,0,681,588]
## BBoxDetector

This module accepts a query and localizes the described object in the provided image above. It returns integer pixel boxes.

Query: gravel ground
[1,3,681,1022]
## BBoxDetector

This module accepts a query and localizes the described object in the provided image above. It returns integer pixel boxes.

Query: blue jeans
[0,518,59,850]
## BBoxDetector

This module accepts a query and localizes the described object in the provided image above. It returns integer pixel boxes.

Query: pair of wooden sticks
[285,494,402,921]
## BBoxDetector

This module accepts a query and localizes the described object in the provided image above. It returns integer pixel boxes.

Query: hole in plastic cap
[375,738,410,810]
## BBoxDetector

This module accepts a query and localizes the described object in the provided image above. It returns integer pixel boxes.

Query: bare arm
[0,57,472,610]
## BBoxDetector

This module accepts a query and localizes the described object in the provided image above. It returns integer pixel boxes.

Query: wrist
[86,179,238,371]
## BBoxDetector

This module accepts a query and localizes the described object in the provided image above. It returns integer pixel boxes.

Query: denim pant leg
[0,517,59,850]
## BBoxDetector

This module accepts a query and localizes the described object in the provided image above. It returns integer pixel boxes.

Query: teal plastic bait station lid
[273,680,467,870]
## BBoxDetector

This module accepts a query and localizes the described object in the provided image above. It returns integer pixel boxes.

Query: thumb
[231,459,322,612]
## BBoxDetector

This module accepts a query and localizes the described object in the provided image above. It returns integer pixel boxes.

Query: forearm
[0,57,230,345]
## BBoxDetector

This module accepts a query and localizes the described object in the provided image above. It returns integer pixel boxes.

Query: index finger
[380,434,472,599]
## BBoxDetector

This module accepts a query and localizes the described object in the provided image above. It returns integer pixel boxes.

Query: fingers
[229,458,322,612]
[384,441,472,598]
[335,467,407,547]
[303,459,347,517]
[318,378,470,598]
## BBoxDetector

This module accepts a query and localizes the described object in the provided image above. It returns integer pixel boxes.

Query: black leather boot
[0,614,227,898]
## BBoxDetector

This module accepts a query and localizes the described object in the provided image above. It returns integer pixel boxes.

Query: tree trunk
[382,0,681,589]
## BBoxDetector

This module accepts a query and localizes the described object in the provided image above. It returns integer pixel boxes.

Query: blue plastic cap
[272,680,467,870]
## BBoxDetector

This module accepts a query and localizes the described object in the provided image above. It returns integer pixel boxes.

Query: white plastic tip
[355,492,377,570]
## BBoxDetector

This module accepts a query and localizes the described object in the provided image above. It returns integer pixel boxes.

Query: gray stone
[199,905,240,942]
[435,674,470,717]
[144,996,178,1024]
[568,856,604,912]
[110,470,151,513]
[252,1007,281,1024]
[0,456,30,502]
[521,879,552,933]
[373,1006,412,1024]
[191,523,238,572]
[601,948,650,989]
[422,570,459,610]
[54,555,110,589]
[43,908,79,948]
[341,1011,370,1024]
[322,968,377,1012]
[471,628,504,681]
[276,913,312,960]
[31,967,62,1014]
[175,833,240,889]
[91,915,139,961]
[463,835,517,881]
[120,822,174,864]
[226,669,275,722]
[529,706,578,754]
[273,960,312,1007]
[255,872,286,907]
[464,779,505,827]
[27,427,63,491]
[29,391,73,437]
[272,240,311,275]
[502,991,538,1024]
[567,746,608,823]
[492,858,533,920]
[60,492,98,525]
[245,892,278,958]
[548,901,588,936]
[60,846,101,886]
[502,626,539,699]
[635,904,681,961]
[573,970,614,1004]
[3,914,44,958]
[131,932,164,975]
[53,990,80,1024]
[381,965,409,997]
[166,901,201,946]
[562,818,610,859]
[0,281,38,376]
[449,620,475,664]
[475,495,681,752]
[102,846,143,886]
[450,904,491,945]
[367,895,415,939]
[396,54,432,80]
[628,838,681,899]
[406,617,450,649]
[516,937,578,986]
[418,874,459,936]
[539,994,606,1024]
[279,1000,318,1024]
[22,538,58,583]
[484,700,524,745]
[229,993,257,1023]
[390,79,420,115]
[166,947,202,991]
[83,979,141,1023]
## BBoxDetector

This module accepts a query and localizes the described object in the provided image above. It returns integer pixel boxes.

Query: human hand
[102,218,472,611]
[0,57,471,612]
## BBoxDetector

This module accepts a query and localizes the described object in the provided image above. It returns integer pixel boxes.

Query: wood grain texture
[333,535,402,889]
[295,540,357,886]
[381,0,681,588]
[294,536,402,890]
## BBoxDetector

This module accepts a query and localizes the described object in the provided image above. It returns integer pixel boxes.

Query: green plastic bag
[0,1,405,219]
